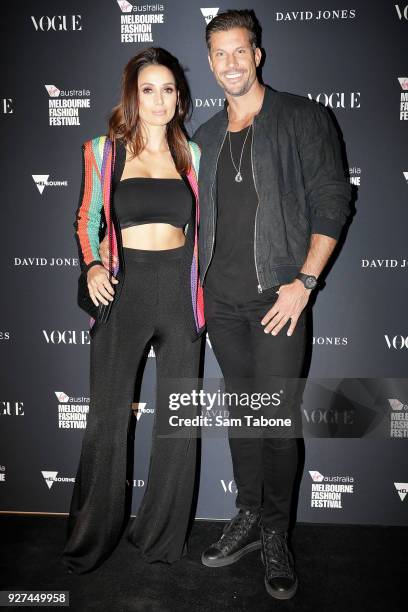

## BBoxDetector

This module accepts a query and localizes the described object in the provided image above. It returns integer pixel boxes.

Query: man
[100,9,351,601]
[190,9,351,601]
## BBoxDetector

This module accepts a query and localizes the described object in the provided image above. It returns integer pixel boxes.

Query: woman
[60,47,205,575]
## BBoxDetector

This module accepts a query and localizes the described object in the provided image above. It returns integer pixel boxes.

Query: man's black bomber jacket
[192,85,352,292]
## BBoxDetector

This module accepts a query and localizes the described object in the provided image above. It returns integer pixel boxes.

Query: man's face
[207,27,261,97]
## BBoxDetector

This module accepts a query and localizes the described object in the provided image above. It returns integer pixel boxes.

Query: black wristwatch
[295,272,318,290]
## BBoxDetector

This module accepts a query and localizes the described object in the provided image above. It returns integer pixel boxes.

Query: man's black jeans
[204,284,308,530]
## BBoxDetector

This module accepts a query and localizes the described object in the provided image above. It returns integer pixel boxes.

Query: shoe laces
[216,511,259,550]
[262,529,294,579]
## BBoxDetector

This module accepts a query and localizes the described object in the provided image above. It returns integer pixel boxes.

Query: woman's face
[137,63,178,128]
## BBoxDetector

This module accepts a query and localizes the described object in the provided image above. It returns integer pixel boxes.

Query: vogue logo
[395,4,408,19]
[303,407,354,425]
[384,335,408,349]
[220,479,237,494]
[1,402,24,416]
[307,92,360,109]
[42,330,90,345]
[31,15,82,31]
[2,99,13,114]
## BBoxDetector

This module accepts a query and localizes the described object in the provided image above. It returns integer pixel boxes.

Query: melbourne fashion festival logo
[349,166,361,186]
[41,471,75,490]
[200,8,220,24]
[274,8,356,21]
[55,391,89,430]
[117,1,165,43]
[309,470,354,509]
[398,78,408,120]
[44,84,91,127]
[388,399,408,438]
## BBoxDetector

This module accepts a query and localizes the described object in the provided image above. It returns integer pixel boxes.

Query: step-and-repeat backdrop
[1,1,407,526]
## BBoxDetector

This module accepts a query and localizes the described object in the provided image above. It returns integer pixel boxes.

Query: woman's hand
[87,264,119,307]
[99,234,119,270]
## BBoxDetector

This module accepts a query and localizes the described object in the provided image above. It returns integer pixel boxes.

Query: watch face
[305,276,317,289]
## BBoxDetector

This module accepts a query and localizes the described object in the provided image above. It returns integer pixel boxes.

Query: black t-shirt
[204,125,261,302]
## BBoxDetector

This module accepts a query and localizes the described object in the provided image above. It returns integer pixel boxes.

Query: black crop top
[113,177,193,230]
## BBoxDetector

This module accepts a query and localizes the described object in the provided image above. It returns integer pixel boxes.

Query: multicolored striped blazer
[74,135,205,340]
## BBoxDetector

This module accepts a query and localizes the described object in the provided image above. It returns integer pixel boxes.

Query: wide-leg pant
[60,246,202,574]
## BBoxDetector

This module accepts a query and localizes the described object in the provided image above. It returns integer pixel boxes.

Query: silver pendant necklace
[228,124,252,182]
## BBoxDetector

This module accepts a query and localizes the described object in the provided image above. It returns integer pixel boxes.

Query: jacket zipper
[203,127,228,283]
[251,118,263,293]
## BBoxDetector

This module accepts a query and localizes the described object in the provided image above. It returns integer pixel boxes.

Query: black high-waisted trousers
[60,245,201,574]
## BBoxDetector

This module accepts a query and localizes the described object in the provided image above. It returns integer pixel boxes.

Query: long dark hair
[108,47,192,174]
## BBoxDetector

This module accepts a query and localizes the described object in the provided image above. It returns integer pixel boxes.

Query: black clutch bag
[77,269,113,323]
[77,269,97,320]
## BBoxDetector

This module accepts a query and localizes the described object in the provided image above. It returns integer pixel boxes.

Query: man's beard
[219,72,255,97]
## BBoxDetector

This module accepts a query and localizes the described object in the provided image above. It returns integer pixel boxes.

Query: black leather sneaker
[201,509,261,567]
[261,527,298,600]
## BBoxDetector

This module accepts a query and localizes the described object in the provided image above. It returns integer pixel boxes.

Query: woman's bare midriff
[121,222,186,250]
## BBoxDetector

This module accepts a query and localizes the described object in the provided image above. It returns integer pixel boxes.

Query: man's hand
[87,264,119,307]
[261,280,311,336]
[99,234,119,270]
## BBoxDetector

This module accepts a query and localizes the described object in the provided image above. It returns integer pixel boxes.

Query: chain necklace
[228,124,252,183]
[227,88,264,183]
